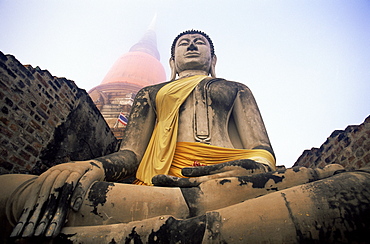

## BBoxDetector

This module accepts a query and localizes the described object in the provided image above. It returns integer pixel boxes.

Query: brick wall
[294,116,370,169]
[0,51,118,174]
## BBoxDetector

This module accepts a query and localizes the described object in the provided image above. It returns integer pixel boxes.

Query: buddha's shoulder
[137,81,171,94]
[211,78,252,93]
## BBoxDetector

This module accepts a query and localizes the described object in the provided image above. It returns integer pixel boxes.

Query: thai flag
[118,113,128,126]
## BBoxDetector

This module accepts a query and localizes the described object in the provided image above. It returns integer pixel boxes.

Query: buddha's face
[174,33,212,74]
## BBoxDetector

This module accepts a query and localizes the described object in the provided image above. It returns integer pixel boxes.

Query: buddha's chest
[175,80,238,145]
[179,81,237,117]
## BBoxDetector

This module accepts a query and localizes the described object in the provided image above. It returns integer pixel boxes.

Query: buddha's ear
[169,58,177,80]
[210,55,217,78]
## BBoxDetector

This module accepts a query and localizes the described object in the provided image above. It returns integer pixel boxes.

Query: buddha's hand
[152,159,268,187]
[10,160,104,239]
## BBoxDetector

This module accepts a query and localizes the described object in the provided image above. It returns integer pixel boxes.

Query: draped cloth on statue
[135,75,208,185]
[168,142,276,177]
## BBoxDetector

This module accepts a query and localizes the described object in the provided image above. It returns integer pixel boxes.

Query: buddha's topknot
[171,30,215,58]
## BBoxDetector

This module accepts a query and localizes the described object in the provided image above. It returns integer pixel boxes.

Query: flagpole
[113,113,119,128]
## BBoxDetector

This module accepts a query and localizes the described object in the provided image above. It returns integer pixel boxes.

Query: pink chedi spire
[100,17,166,87]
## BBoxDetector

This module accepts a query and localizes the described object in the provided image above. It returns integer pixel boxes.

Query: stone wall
[0,51,118,175]
[294,116,370,169]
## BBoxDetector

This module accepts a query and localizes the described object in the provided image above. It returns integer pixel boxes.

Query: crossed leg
[0,164,345,243]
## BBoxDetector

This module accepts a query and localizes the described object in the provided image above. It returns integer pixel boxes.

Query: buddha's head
[170,30,217,80]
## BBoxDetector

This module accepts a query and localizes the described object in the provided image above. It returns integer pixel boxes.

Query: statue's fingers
[153,172,237,187]
[70,165,103,211]
[195,171,239,181]
[32,170,71,237]
[154,169,248,187]
[10,171,54,238]
[44,171,84,237]
[33,192,59,237]
[45,182,73,238]
[152,175,200,187]
[181,163,229,177]
[182,160,261,177]
[35,169,81,236]
[21,170,63,237]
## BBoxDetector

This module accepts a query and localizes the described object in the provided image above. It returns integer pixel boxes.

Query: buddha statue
[0,30,369,243]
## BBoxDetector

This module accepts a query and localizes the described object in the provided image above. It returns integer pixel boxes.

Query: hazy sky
[1,0,369,167]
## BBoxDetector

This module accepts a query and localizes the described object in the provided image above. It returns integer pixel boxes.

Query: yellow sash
[135,75,208,185]
[169,142,276,177]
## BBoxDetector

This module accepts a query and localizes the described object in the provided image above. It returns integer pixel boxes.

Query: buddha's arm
[10,88,157,239]
[94,87,157,182]
[231,84,275,158]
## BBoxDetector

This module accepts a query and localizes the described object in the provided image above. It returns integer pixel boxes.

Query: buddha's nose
[187,43,198,51]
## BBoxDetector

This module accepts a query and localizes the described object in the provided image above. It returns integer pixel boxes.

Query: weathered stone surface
[57,168,370,243]
[0,51,118,174]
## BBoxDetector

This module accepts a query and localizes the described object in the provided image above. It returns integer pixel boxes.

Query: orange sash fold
[168,142,276,177]
[135,75,208,185]
[134,141,276,185]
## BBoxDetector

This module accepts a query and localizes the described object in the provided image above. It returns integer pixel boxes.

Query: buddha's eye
[178,40,189,46]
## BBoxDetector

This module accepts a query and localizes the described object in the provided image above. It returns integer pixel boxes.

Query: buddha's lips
[184,52,200,57]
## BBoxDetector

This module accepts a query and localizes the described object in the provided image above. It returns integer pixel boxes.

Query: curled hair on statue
[170,30,215,59]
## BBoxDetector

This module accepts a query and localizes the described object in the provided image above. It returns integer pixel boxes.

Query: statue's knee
[0,174,37,239]
[314,164,345,178]
[0,174,37,205]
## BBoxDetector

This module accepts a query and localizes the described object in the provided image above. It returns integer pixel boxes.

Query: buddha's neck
[178,70,209,79]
